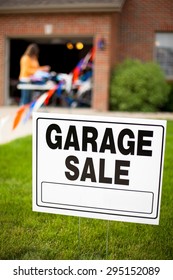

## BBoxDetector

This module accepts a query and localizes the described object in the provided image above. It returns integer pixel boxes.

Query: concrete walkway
[0,105,173,144]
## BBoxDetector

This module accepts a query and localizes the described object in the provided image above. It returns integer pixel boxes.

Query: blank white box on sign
[41,182,153,215]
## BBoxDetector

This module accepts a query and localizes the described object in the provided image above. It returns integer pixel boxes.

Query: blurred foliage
[110,59,171,112]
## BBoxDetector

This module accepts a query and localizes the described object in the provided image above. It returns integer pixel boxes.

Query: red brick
[0,0,173,110]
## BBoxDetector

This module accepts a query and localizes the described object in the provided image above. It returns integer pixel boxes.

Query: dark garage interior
[9,37,93,105]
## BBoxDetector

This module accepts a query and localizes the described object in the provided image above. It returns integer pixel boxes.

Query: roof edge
[0,2,126,14]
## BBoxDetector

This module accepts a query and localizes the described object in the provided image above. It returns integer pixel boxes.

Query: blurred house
[0,0,173,110]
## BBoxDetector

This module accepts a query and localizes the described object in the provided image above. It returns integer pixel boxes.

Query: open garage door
[9,37,93,106]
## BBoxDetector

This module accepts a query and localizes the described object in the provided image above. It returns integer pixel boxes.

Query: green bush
[162,83,173,111]
[110,59,170,112]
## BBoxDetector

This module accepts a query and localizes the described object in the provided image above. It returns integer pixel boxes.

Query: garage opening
[9,37,93,107]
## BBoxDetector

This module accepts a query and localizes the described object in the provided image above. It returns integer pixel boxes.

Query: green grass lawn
[0,121,173,260]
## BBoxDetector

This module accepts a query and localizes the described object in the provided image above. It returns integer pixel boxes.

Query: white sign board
[33,113,166,225]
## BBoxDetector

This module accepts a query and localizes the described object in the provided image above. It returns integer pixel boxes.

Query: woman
[19,43,50,105]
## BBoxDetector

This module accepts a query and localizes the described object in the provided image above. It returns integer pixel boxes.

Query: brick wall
[0,12,118,110]
[0,0,173,110]
[119,0,173,62]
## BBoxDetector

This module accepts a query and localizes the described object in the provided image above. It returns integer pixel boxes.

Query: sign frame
[33,113,166,225]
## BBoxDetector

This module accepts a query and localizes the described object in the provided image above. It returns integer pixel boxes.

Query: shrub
[162,83,173,112]
[110,59,170,112]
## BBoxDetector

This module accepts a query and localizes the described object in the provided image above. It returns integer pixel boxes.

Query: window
[155,33,173,80]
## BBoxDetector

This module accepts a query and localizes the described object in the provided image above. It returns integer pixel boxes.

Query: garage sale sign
[33,113,166,225]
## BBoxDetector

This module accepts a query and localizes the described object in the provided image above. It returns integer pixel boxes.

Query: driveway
[0,106,173,144]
